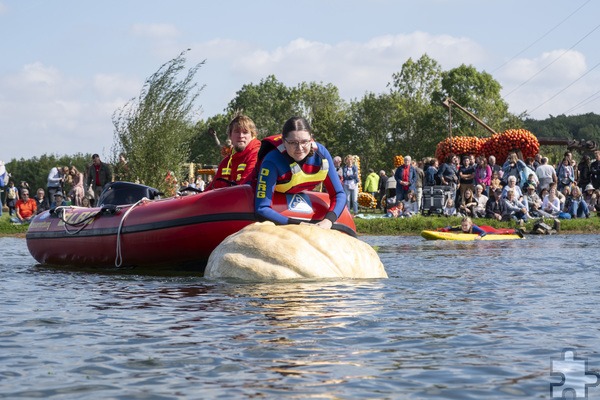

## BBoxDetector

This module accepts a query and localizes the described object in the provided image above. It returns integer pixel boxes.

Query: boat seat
[97,181,162,206]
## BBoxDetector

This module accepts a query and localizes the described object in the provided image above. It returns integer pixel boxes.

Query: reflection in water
[3,235,600,398]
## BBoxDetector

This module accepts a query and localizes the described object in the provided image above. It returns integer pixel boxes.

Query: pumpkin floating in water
[205,222,387,280]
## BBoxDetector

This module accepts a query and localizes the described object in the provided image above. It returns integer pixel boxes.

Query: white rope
[114,198,147,268]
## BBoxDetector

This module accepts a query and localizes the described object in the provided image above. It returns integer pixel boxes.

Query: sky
[1,0,599,161]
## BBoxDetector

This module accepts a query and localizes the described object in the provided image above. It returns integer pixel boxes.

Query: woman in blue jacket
[255,117,346,229]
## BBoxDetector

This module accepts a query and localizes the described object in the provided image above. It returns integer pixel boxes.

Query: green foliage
[5,153,91,193]
[111,51,205,192]
[524,113,600,162]
[7,51,600,192]
[226,75,296,137]
[386,54,447,161]
[341,92,396,172]
[189,115,230,166]
[0,213,30,235]
[293,81,348,151]
[353,214,600,236]
[434,64,514,137]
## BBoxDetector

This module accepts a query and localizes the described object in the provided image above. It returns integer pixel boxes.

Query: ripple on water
[2,235,600,398]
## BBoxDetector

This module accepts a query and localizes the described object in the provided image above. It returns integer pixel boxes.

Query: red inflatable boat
[26,182,356,270]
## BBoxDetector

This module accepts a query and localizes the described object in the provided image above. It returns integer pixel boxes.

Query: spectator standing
[333,156,344,182]
[437,154,459,189]
[86,154,113,201]
[363,169,380,199]
[556,157,575,190]
[342,155,359,214]
[6,181,19,216]
[394,155,417,203]
[46,166,64,204]
[377,170,388,210]
[69,166,85,206]
[501,152,526,187]
[577,155,592,191]
[474,156,492,195]
[0,160,7,214]
[413,160,424,212]
[488,155,502,177]
[535,157,557,192]
[424,158,439,186]
[590,150,600,189]
[458,155,475,204]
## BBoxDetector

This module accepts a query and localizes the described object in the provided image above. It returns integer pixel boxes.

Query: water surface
[1,234,599,399]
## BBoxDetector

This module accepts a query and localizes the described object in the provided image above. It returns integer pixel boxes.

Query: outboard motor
[97,181,162,206]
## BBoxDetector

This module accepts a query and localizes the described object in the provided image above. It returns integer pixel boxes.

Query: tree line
[5,52,600,194]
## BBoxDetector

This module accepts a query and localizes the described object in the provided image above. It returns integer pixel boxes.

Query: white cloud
[499,49,594,117]
[211,32,485,103]
[130,23,180,39]
[0,2,7,15]
[93,73,141,99]
[0,63,132,160]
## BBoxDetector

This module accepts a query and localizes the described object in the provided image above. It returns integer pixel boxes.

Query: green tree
[111,51,204,193]
[5,153,91,195]
[341,92,396,173]
[387,54,445,161]
[434,64,514,137]
[189,114,231,166]
[292,81,348,150]
[226,75,295,137]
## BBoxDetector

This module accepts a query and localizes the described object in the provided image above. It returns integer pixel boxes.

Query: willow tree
[112,51,205,192]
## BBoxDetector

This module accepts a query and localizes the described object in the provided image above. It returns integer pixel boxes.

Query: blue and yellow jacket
[255,136,346,225]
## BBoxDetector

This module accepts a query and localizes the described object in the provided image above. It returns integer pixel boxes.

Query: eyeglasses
[284,139,312,148]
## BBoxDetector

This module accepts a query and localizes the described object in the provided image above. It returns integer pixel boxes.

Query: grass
[353,209,600,235]
[2,207,599,237]
[0,212,29,236]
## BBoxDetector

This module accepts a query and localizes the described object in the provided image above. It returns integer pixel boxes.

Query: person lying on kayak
[441,216,524,238]
[443,217,487,237]
[254,116,346,229]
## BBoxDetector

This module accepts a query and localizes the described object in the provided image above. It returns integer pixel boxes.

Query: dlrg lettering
[256,168,269,199]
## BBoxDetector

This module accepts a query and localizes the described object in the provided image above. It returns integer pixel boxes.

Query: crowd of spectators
[368,149,600,222]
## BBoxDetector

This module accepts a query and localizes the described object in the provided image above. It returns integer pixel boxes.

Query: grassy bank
[0,213,29,236]
[353,212,600,235]
[2,211,600,237]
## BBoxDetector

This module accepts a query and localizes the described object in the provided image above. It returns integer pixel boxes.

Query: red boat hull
[26,185,356,270]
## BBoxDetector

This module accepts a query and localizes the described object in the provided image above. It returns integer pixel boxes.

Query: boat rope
[56,206,104,235]
[114,198,148,268]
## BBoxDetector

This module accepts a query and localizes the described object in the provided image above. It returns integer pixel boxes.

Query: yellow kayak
[421,230,523,241]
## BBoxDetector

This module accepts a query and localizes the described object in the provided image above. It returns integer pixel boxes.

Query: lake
[1,234,599,399]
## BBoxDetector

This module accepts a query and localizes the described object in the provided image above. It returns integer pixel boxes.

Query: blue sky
[1,0,599,161]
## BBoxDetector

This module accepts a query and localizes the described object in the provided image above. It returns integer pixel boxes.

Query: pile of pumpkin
[358,154,406,210]
[435,129,539,164]
[353,155,377,209]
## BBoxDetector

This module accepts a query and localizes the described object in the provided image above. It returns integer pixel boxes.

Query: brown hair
[227,115,258,138]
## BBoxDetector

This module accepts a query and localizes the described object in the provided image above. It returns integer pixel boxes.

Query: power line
[492,0,592,74]
[563,90,600,114]
[503,22,600,98]
[528,60,600,114]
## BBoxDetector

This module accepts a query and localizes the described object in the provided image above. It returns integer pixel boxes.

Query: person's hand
[315,219,333,229]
